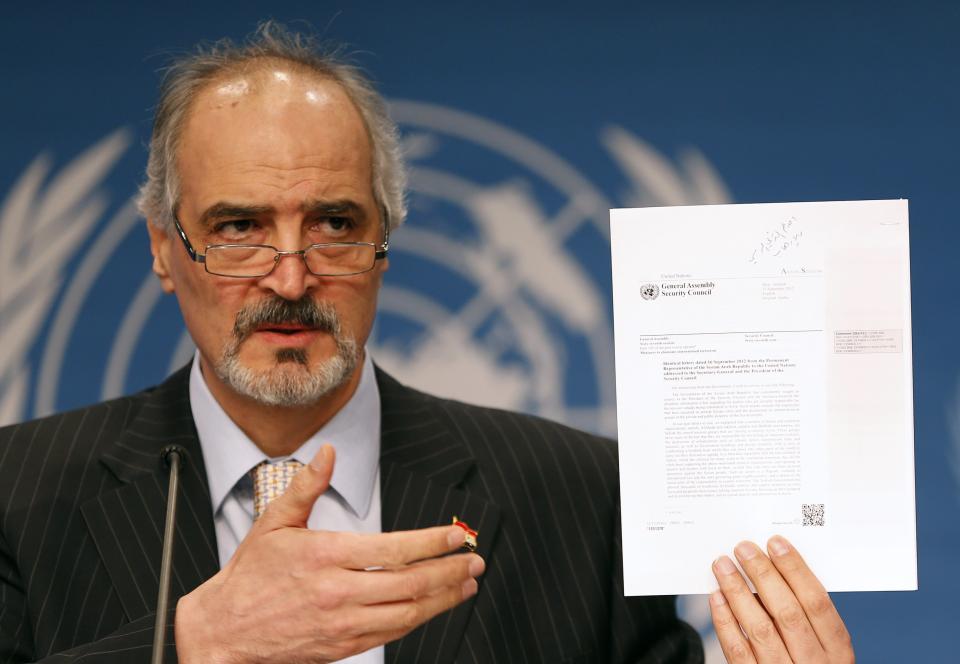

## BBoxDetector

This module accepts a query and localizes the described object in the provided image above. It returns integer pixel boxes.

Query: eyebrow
[197,203,273,228]
[302,199,368,221]
[196,199,368,228]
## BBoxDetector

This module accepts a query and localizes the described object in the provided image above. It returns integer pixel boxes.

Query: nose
[258,250,315,300]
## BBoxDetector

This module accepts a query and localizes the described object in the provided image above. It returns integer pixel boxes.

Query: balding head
[137,21,407,233]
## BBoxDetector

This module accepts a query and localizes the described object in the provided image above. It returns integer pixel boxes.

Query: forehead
[176,65,373,211]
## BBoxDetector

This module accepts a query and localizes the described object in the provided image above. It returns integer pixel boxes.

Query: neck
[197,354,364,458]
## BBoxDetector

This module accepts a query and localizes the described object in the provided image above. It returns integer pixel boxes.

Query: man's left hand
[709,536,855,663]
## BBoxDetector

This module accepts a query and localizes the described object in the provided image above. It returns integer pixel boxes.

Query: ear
[146,220,176,293]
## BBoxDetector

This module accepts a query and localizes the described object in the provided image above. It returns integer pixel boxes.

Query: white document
[611,200,916,596]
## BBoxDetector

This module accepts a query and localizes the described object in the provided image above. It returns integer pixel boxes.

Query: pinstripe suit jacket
[0,364,703,663]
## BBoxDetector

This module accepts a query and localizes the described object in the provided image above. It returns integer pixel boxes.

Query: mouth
[257,323,316,334]
[252,323,324,346]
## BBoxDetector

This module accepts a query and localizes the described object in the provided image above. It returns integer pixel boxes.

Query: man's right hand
[175,444,485,663]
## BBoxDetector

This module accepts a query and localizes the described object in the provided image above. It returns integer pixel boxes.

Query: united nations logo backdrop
[2,3,956,661]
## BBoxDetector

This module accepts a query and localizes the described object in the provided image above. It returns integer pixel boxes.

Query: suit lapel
[377,369,501,664]
[79,362,498,658]
[80,365,219,621]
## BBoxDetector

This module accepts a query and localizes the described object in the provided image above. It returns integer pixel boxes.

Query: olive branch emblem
[0,129,130,425]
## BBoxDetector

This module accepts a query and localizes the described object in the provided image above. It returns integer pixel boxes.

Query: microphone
[151,445,187,664]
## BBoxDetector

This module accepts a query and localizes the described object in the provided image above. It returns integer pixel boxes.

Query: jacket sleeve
[0,530,176,664]
[607,498,705,664]
[0,528,33,664]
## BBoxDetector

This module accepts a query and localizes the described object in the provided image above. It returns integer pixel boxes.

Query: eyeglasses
[172,215,389,278]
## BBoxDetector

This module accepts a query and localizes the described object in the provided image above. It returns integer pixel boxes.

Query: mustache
[232,297,341,341]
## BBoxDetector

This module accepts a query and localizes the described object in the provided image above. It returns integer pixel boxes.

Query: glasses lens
[205,245,277,277]
[306,244,376,276]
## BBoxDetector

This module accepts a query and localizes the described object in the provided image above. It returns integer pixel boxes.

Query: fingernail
[710,590,726,606]
[768,535,790,557]
[714,556,737,575]
[735,541,759,561]
[309,445,332,471]
[461,578,478,598]
[469,555,486,577]
[448,527,466,548]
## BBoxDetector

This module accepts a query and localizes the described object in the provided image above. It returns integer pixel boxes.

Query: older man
[0,23,853,664]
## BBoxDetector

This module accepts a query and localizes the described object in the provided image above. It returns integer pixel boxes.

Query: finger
[257,444,335,530]
[294,579,473,664]
[709,591,757,664]
[320,579,480,661]
[712,555,791,663]
[349,575,479,638]
[322,525,472,569]
[734,541,824,663]
[734,542,824,662]
[767,535,853,657]
[345,553,485,604]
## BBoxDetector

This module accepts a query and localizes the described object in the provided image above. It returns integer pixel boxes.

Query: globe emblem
[373,101,618,436]
[1,103,732,660]
[1,100,730,440]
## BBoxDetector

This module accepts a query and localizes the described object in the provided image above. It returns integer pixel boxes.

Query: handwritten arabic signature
[749,216,804,264]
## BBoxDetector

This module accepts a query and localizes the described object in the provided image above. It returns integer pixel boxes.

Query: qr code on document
[802,503,825,526]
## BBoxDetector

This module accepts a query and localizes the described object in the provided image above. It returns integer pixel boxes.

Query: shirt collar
[189,351,381,519]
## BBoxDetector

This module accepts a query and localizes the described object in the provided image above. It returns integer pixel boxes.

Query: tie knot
[251,459,304,520]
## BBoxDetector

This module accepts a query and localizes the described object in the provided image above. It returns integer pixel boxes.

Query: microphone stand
[151,445,186,664]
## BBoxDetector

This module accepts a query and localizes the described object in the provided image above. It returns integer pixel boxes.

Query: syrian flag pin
[452,516,478,552]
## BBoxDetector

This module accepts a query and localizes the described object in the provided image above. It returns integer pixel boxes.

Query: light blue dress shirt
[189,351,383,664]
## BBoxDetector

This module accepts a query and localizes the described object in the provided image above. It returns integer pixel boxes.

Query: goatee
[214,297,359,407]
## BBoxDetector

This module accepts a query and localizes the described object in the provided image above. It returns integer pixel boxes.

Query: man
[0,23,854,664]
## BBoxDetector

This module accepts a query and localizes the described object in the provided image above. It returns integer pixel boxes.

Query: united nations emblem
[0,100,732,656]
[0,103,732,438]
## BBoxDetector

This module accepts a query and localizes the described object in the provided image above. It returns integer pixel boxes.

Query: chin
[215,339,359,407]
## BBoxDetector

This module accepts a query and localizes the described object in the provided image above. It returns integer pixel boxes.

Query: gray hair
[137,21,407,231]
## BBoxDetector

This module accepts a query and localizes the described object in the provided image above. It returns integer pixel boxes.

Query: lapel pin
[452,516,478,552]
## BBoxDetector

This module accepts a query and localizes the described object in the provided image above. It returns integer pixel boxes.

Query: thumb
[256,444,335,530]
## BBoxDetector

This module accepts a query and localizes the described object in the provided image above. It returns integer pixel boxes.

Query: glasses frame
[172,214,389,278]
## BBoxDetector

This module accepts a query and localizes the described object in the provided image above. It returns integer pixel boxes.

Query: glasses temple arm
[172,216,205,263]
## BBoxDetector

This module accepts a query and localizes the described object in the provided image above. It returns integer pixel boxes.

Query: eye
[212,219,258,239]
[312,216,356,237]
[325,217,352,231]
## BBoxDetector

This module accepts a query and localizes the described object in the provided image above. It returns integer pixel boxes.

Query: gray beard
[213,298,360,407]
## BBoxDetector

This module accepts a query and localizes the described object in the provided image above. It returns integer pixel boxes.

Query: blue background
[1,2,957,661]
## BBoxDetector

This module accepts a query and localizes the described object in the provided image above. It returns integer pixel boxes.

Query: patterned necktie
[251,460,304,520]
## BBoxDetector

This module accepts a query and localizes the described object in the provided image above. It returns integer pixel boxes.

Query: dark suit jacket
[0,364,703,663]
